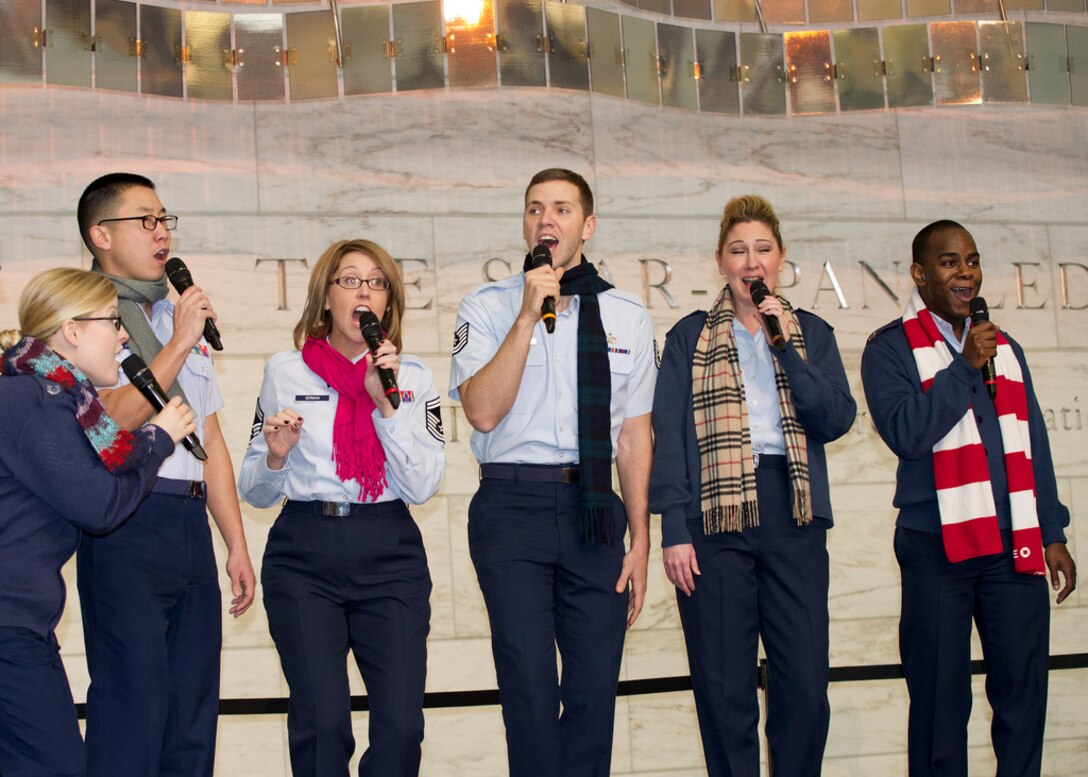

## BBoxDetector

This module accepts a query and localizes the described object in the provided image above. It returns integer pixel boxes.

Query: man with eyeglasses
[74,172,256,777]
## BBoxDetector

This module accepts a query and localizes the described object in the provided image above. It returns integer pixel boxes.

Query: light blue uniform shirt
[238,349,446,507]
[448,272,657,465]
[733,318,785,456]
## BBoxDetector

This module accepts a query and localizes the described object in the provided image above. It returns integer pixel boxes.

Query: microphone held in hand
[164,257,223,351]
[748,280,786,352]
[969,296,997,399]
[531,243,557,334]
[121,354,208,461]
[357,309,400,410]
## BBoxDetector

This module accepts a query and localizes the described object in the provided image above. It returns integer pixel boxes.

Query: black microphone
[748,280,786,352]
[970,296,997,399]
[357,309,400,410]
[121,354,207,461]
[164,256,223,351]
[531,243,556,334]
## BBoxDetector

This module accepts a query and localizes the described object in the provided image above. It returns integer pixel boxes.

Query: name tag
[295,394,330,402]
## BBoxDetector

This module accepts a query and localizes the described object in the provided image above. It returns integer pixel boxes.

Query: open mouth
[950,286,974,302]
[537,236,559,250]
[352,306,371,327]
[742,276,764,285]
[154,249,169,263]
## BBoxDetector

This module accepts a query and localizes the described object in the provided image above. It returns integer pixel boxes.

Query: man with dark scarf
[73,172,256,777]
[449,168,656,777]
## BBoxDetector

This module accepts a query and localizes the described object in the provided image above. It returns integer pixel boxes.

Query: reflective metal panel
[286,10,339,99]
[235,13,286,101]
[341,5,393,95]
[1003,0,1044,9]
[184,11,232,101]
[392,1,444,91]
[0,0,43,83]
[495,0,544,87]
[639,0,672,14]
[979,21,1026,103]
[95,0,137,93]
[833,27,884,111]
[141,5,182,97]
[762,0,804,24]
[1047,0,1085,11]
[883,23,932,107]
[1070,25,1088,107]
[45,0,91,86]
[739,32,785,115]
[906,0,950,16]
[785,30,834,115]
[672,0,711,20]
[712,0,757,23]
[446,0,498,88]
[544,2,588,91]
[931,21,980,105]
[1026,22,1068,104]
[954,0,991,12]
[695,28,739,113]
[858,0,902,20]
[622,15,658,105]
[658,22,696,110]
[586,8,623,98]
[810,0,853,23]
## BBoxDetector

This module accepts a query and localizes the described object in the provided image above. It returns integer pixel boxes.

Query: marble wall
[1,83,1085,775]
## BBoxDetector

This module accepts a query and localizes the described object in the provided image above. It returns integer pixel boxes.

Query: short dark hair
[911,219,967,265]
[77,172,157,254]
[524,168,594,216]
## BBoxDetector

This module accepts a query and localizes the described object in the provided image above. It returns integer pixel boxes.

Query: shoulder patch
[867,319,901,345]
[249,398,264,442]
[425,397,445,443]
[452,322,469,356]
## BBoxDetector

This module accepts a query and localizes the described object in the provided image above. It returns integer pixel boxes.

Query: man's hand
[663,543,700,597]
[226,548,256,617]
[171,285,216,351]
[519,264,564,325]
[615,542,649,629]
[1045,542,1077,604]
[962,319,997,371]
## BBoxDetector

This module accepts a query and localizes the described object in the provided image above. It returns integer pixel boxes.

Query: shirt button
[559,426,565,432]
[752,399,759,406]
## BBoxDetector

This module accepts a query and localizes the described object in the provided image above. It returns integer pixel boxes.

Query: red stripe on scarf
[942,517,1006,562]
[932,445,991,489]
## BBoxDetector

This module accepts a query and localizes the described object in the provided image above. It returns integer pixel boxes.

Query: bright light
[443,0,486,27]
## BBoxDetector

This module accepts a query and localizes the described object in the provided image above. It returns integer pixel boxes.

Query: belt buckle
[561,467,578,484]
[753,452,760,470]
[189,481,206,499]
[322,501,352,517]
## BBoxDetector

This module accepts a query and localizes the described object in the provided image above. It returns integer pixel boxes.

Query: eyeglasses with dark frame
[97,215,179,231]
[329,276,391,291]
[72,316,124,332]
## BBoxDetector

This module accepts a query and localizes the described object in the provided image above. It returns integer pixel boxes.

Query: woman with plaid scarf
[649,196,856,777]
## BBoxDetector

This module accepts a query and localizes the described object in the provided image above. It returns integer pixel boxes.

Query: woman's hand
[663,543,701,597]
[755,293,791,349]
[365,339,401,417]
[263,409,304,470]
[149,396,196,445]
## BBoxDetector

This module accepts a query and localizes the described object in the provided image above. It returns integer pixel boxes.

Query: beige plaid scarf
[692,285,813,533]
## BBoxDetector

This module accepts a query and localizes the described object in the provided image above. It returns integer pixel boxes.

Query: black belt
[283,499,406,518]
[152,478,206,499]
[480,463,581,484]
[754,454,787,471]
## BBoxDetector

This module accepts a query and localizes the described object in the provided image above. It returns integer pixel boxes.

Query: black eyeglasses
[73,316,123,331]
[97,215,179,231]
[329,276,391,291]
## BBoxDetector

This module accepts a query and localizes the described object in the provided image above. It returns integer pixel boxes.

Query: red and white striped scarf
[902,288,1044,575]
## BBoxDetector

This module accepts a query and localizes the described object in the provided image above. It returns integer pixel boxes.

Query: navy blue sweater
[650,309,857,547]
[861,320,1068,544]
[0,375,174,637]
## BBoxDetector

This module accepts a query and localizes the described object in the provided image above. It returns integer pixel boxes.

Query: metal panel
[1026,22,1068,104]
[622,15,658,105]
[341,5,393,95]
[45,0,91,87]
[978,21,1026,103]
[639,0,671,13]
[785,30,834,115]
[392,1,444,91]
[672,0,712,20]
[695,27,739,113]
[235,13,286,101]
[711,0,758,23]
[1071,25,1088,107]
[858,0,902,20]
[739,32,785,115]
[906,0,950,16]
[140,5,182,98]
[184,11,231,101]
[1047,0,1085,11]
[286,9,339,99]
[931,21,980,105]
[0,0,43,83]
[586,8,623,98]
[833,27,884,111]
[810,0,853,23]
[446,0,498,88]
[954,0,991,12]
[495,0,544,87]
[544,2,587,91]
[658,22,696,110]
[761,0,804,24]
[1003,0,1044,9]
[883,23,932,107]
[94,0,137,93]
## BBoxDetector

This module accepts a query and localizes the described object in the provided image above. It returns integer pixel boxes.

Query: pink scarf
[902,289,1044,575]
[301,337,387,501]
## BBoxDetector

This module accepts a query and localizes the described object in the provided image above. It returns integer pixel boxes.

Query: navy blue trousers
[77,491,221,777]
[468,474,629,777]
[0,627,84,776]
[895,527,1050,777]
[262,500,431,777]
[677,459,830,777]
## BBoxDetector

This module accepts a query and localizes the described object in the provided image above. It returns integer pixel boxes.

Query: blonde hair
[716,195,784,254]
[0,329,21,350]
[293,239,406,352]
[15,268,117,342]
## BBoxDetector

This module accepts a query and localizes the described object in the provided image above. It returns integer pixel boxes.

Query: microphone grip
[203,318,223,352]
[541,296,556,334]
[982,360,997,399]
[358,312,400,410]
[377,366,401,410]
[121,355,207,461]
